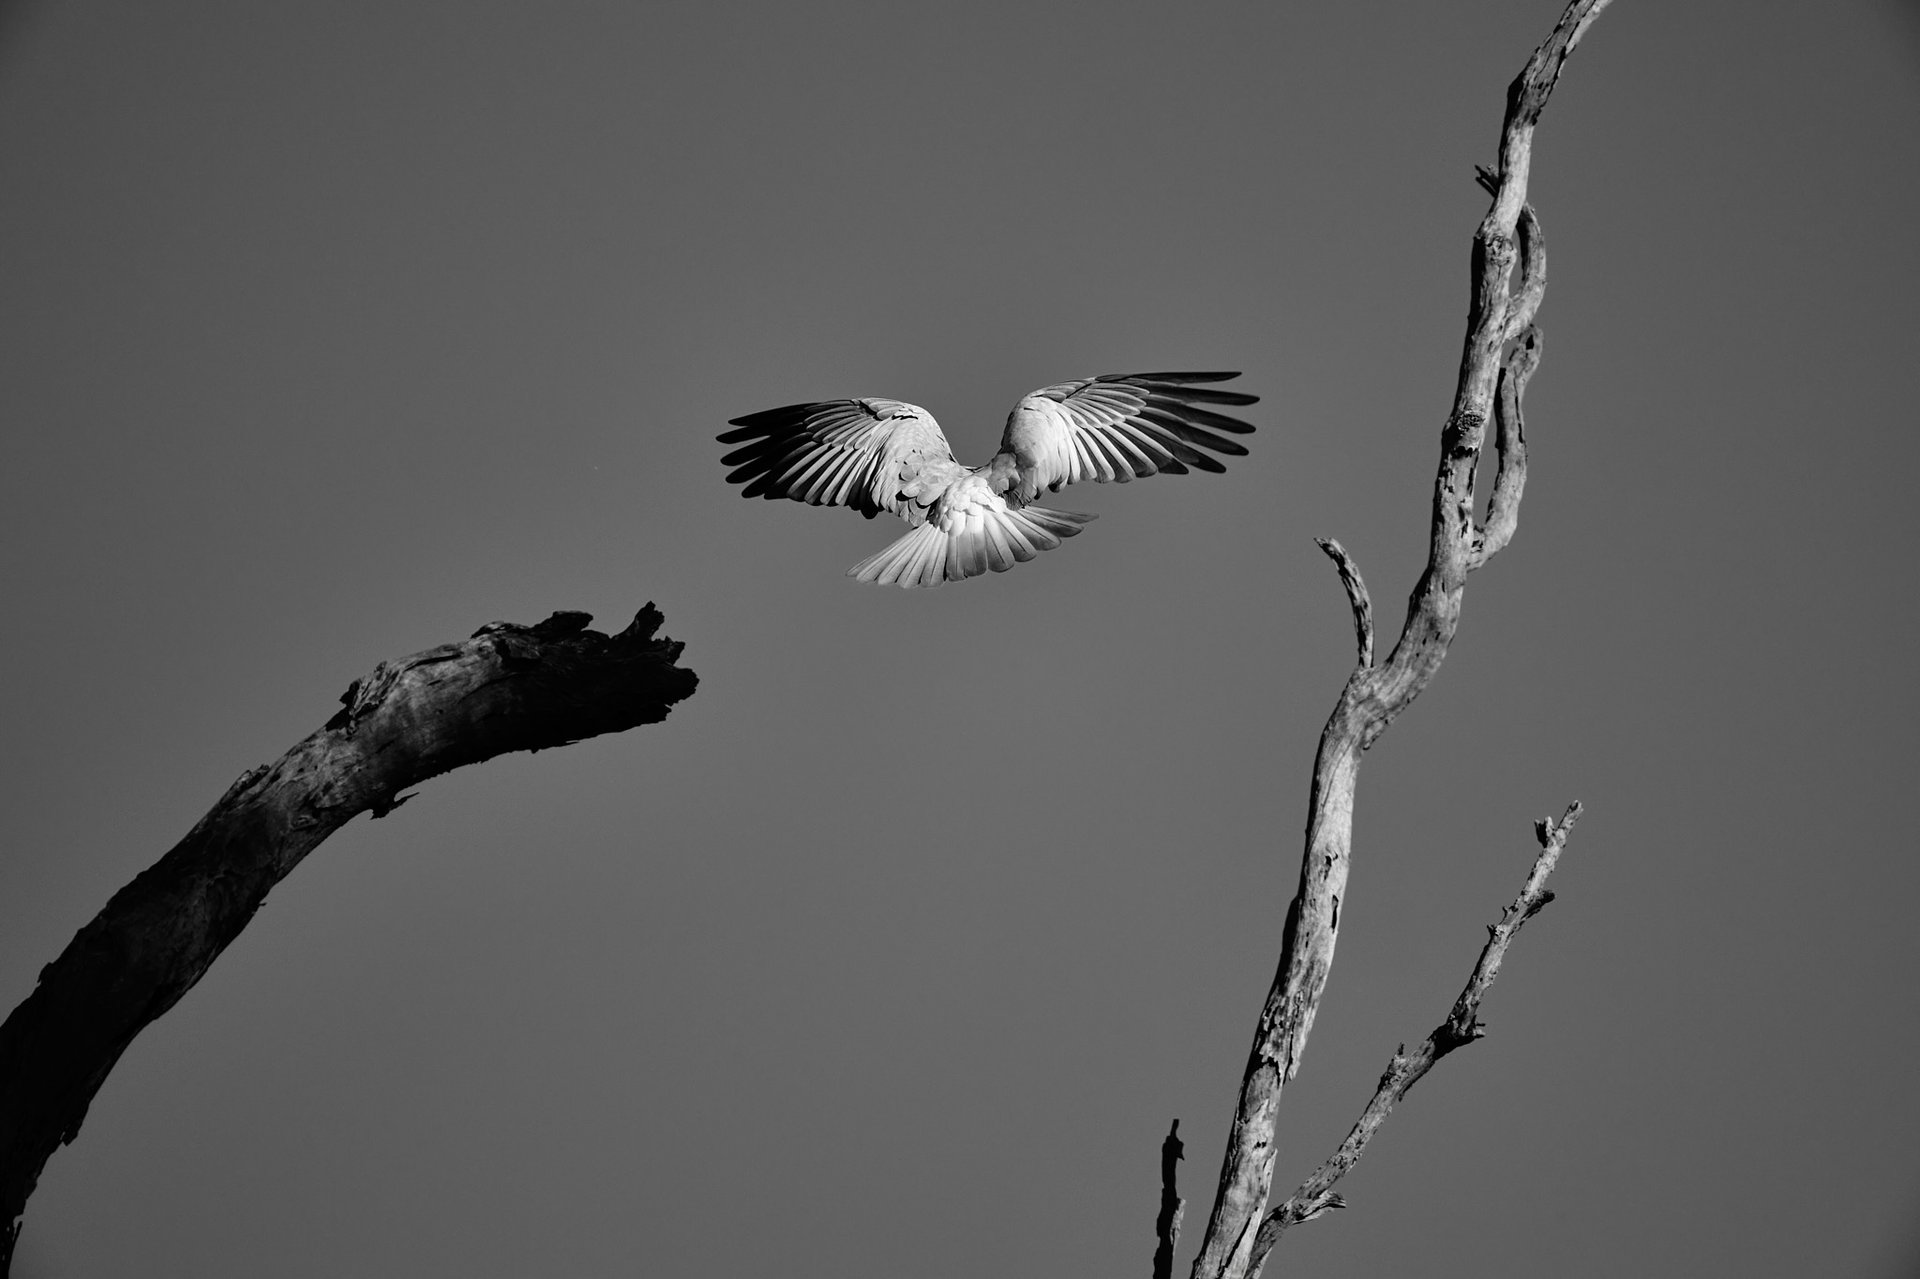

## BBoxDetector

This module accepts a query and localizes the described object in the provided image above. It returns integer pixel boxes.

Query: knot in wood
[1442,411,1487,458]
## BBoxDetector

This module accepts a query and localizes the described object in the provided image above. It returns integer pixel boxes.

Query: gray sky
[3,2,1918,1276]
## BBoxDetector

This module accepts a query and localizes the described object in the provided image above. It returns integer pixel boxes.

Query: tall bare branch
[1184,6,1611,1277]
[0,606,698,1272]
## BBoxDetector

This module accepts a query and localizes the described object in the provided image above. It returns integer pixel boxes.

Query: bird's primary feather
[718,371,1257,587]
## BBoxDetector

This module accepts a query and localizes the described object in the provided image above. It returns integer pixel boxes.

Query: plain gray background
[3,1,1918,1275]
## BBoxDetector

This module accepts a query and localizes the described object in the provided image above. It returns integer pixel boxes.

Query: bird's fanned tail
[847,505,1096,588]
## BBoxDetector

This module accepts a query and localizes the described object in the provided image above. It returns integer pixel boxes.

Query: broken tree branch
[1315,539,1374,668]
[1184,5,1610,1277]
[0,605,698,1272]
[1246,804,1586,1275]
[1153,1119,1187,1279]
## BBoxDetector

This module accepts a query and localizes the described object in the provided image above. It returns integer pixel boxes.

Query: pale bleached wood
[1314,539,1374,668]
[1245,805,1585,1276]
[1183,5,1612,1277]
[1473,325,1540,570]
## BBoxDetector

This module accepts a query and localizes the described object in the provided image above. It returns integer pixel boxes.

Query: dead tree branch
[1182,5,1610,1277]
[1247,804,1586,1275]
[1153,1120,1187,1279]
[0,605,698,1272]
[1314,539,1374,668]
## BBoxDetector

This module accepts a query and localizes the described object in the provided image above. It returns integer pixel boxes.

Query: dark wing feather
[718,398,954,521]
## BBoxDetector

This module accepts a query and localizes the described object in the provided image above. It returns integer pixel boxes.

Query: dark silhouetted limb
[1153,1119,1186,1279]
[0,605,697,1273]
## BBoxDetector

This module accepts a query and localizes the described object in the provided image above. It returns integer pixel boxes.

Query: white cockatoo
[718,371,1258,587]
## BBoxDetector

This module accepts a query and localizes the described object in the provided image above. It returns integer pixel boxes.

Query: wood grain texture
[1183,5,1611,1276]
[0,605,697,1271]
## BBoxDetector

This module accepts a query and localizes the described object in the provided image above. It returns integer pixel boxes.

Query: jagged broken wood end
[0,603,697,1271]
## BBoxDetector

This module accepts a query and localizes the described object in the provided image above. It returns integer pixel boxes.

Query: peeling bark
[0,605,697,1272]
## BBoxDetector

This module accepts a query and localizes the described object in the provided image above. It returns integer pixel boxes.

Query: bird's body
[718,371,1258,587]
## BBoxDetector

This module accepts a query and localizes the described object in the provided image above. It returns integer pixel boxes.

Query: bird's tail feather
[848,506,1095,588]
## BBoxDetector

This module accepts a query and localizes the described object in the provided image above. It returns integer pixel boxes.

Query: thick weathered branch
[1153,1120,1187,1279]
[0,606,698,1271]
[1185,6,1609,1277]
[1245,804,1585,1276]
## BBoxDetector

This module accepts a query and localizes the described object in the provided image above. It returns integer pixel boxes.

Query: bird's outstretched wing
[989,371,1258,505]
[718,398,959,523]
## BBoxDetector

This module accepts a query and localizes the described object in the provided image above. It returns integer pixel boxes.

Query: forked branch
[1180,5,1610,1277]
[1246,805,1586,1274]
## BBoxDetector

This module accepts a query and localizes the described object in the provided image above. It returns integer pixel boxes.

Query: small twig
[1471,328,1541,569]
[1153,1120,1187,1279]
[1243,804,1586,1277]
[1315,539,1374,667]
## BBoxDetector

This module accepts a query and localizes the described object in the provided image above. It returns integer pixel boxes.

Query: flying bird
[717,371,1258,587]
